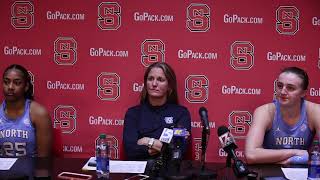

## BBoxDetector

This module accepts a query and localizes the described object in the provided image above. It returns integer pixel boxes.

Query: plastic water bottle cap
[99,134,106,139]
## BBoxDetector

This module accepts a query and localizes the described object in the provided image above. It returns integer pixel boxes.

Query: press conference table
[0,157,286,180]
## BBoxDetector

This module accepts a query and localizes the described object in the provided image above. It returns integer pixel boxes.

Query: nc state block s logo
[54,37,77,65]
[97,73,120,101]
[98,2,121,30]
[141,39,165,67]
[186,3,210,32]
[276,6,299,35]
[54,105,77,134]
[11,1,34,29]
[228,111,252,139]
[230,41,254,70]
[185,75,209,103]
[95,135,119,159]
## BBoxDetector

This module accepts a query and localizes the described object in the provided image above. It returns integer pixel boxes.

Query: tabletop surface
[0,157,289,180]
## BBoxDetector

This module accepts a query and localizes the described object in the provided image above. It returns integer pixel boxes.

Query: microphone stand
[224,151,233,180]
[165,136,193,180]
[226,154,232,167]
[226,149,249,178]
[201,128,208,171]
[198,127,216,179]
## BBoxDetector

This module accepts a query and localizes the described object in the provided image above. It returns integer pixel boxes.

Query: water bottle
[308,140,320,179]
[96,133,110,179]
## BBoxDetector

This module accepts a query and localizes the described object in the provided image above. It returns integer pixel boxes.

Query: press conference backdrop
[0,0,319,162]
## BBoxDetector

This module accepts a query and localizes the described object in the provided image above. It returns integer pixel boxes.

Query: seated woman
[0,64,52,157]
[123,62,191,160]
[245,66,320,164]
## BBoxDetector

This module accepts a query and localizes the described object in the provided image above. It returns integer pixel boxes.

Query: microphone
[157,128,192,179]
[159,127,187,160]
[168,128,187,176]
[159,127,187,162]
[148,128,174,178]
[217,126,249,178]
[159,128,174,144]
[159,127,175,166]
[171,128,187,160]
[198,107,210,165]
[199,107,210,133]
[198,107,210,167]
[196,107,216,179]
[217,126,237,159]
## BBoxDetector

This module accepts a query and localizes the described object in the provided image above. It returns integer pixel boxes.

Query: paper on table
[0,158,18,170]
[82,157,147,174]
[281,167,308,180]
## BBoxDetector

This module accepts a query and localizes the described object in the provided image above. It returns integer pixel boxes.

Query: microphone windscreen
[199,107,207,112]
[199,107,207,115]
[173,128,188,137]
[217,126,229,136]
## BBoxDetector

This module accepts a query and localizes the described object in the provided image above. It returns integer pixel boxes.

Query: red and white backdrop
[0,0,320,162]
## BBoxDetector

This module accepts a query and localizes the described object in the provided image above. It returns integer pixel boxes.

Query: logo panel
[11,1,34,29]
[185,75,209,103]
[276,6,299,35]
[230,41,254,70]
[228,111,252,139]
[54,105,76,134]
[98,2,121,30]
[97,73,120,101]
[141,39,165,67]
[186,3,210,32]
[54,37,77,65]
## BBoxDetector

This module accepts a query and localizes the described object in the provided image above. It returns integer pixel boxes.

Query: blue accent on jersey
[0,99,37,157]
[263,99,314,150]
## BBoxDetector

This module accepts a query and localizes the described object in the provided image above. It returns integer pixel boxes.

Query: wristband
[288,153,309,164]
